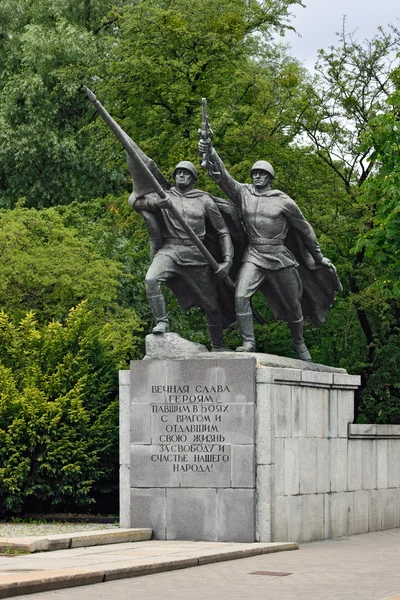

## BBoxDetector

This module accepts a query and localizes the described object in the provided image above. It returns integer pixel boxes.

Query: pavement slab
[0,539,297,598]
[0,529,152,554]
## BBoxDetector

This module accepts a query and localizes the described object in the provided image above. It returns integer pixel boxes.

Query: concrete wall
[256,366,400,543]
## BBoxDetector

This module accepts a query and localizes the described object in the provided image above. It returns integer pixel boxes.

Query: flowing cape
[284,230,342,325]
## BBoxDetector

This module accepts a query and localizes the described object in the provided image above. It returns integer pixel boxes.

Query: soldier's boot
[288,319,312,362]
[148,294,170,334]
[236,312,256,352]
[207,323,230,352]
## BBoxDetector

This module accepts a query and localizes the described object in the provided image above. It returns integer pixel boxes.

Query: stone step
[0,528,152,553]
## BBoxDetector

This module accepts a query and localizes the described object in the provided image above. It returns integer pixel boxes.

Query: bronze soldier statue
[198,137,342,362]
[132,160,235,351]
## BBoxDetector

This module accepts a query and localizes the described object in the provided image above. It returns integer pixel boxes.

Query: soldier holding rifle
[198,102,341,361]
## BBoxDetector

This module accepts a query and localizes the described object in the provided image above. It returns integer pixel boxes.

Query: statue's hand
[198,138,211,154]
[215,261,232,279]
[318,257,336,271]
[157,196,172,209]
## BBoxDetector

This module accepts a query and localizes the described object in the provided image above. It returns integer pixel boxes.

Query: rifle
[199,97,220,179]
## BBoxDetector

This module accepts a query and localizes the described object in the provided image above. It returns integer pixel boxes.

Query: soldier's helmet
[173,161,198,181]
[250,160,275,179]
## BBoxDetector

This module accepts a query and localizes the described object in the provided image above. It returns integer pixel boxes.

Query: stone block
[256,383,273,465]
[306,387,328,438]
[119,369,130,386]
[119,386,130,466]
[271,367,301,384]
[166,488,217,541]
[274,384,292,438]
[287,495,305,543]
[69,529,152,549]
[130,488,166,539]
[0,537,49,553]
[324,492,350,539]
[214,357,256,402]
[119,384,130,404]
[397,488,400,527]
[131,403,151,444]
[299,439,317,494]
[350,491,369,535]
[119,463,131,528]
[271,495,290,542]
[216,488,255,542]
[284,438,300,496]
[347,440,363,491]
[178,446,232,488]
[300,371,333,387]
[332,373,361,388]
[337,390,355,437]
[232,445,255,488]
[329,438,348,492]
[256,465,272,542]
[376,440,389,489]
[348,423,377,438]
[130,445,181,488]
[256,368,274,384]
[303,494,324,542]
[369,490,381,532]
[327,389,338,438]
[131,359,168,403]
[388,439,400,487]
[316,439,330,494]
[291,386,307,438]
[273,438,285,497]
[380,488,397,531]
[375,424,400,437]
[362,440,377,490]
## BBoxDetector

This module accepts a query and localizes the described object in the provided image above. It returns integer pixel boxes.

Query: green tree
[97,0,303,174]
[0,0,124,208]
[293,25,400,418]
[0,206,123,322]
[0,302,129,513]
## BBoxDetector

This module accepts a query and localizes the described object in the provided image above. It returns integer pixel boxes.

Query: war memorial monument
[87,91,400,544]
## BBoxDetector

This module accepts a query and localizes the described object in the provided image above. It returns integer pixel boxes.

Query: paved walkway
[5,529,400,600]
[0,534,295,598]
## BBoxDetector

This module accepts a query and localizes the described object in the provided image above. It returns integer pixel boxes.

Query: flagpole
[84,87,235,291]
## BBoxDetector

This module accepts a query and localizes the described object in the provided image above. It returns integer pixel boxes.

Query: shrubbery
[0,302,127,513]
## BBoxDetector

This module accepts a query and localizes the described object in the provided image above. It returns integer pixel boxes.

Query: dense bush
[0,302,128,513]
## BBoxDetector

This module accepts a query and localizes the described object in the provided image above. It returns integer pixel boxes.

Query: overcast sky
[280,0,399,68]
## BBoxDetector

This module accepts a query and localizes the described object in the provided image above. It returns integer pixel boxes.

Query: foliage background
[0,0,399,513]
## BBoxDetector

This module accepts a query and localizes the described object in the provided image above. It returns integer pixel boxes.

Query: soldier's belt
[164,237,204,246]
[248,238,284,246]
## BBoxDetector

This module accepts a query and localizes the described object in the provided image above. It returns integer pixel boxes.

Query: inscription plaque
[128,357,256,541]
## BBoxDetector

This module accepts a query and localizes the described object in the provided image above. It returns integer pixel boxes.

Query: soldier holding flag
[132,160,235,350]
[85,88,241,351]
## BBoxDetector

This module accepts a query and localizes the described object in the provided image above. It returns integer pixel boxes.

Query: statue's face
[252,169,270,190]
[175,169,194,190]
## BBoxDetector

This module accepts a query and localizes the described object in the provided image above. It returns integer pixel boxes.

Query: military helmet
[173,161,198,180]
[250,160,275,179]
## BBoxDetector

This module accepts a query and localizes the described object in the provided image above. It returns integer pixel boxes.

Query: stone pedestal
[120,357,256,542]
[122,351,400,544]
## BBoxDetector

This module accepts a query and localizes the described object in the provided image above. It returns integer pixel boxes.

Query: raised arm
[198,140,242,209]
